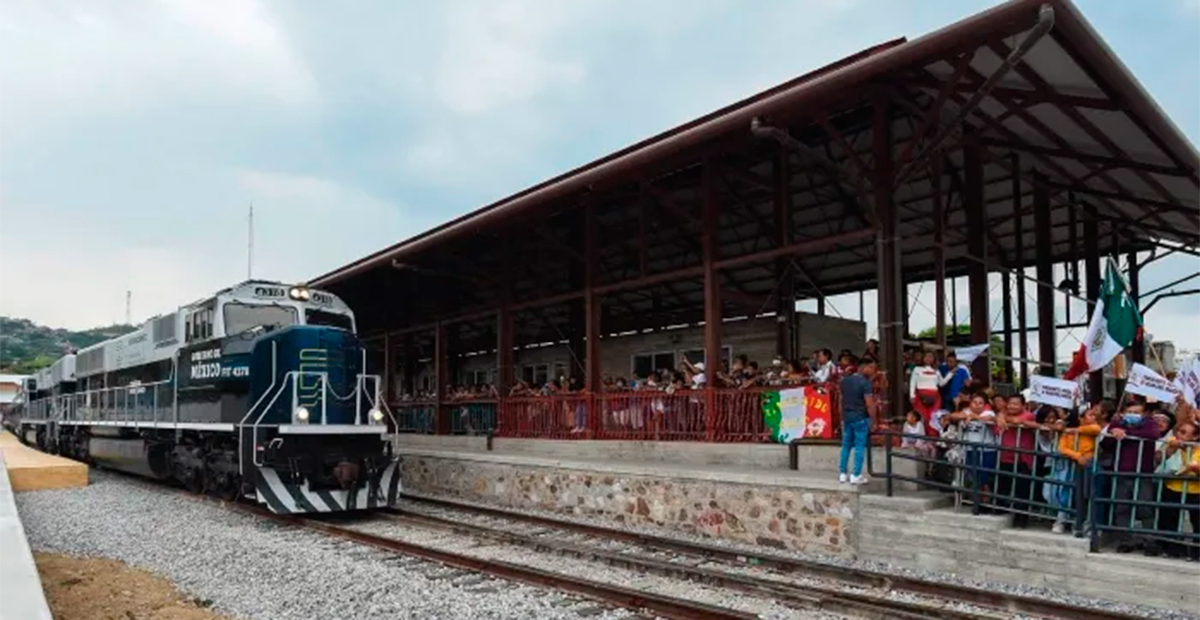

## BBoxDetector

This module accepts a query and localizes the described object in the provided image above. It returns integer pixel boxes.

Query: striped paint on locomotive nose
[255,461,401,513]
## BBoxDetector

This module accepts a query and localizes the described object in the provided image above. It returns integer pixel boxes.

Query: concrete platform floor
[1,451,54,620]
[0,431,88,492]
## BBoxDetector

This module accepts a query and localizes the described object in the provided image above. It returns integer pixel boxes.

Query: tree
[914,324,1009,382]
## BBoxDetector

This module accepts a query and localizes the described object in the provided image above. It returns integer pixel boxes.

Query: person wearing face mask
[1100,397,1166,554]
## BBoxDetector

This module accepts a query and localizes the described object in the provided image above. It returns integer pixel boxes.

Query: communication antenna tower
[248,202,255,280]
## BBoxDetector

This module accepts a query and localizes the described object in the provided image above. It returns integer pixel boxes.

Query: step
[856,490,952,511]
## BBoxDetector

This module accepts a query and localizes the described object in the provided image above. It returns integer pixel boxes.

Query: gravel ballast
[396,494,1196,620]
[16,473,643,620]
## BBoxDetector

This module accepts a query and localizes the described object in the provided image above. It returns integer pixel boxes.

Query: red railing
[486,383,842,443]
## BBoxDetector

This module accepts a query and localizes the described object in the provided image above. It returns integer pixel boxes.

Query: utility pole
[247,202,255,280]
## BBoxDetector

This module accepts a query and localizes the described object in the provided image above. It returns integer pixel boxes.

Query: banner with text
[1127,362,1183,402]
[1173,357,1198,405]
[1028,375,1080,409]
[763,386,834,442]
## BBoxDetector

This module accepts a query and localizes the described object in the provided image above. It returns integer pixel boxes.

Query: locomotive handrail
[244,371,299,472]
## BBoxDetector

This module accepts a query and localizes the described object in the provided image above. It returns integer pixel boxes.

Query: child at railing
[1054,405,1102,535]
[1155,421,1199,560]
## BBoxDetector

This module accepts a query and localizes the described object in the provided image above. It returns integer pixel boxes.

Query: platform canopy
[311,0,1198,352]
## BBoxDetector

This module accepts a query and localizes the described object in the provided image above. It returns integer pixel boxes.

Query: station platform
[392,434,916,559]
[0,451,55,620]
[0,431,88,492]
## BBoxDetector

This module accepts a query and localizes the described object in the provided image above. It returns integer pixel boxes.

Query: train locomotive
[10,280,400,513]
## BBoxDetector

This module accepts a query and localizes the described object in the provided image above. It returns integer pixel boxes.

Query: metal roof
[312,0,1199,347]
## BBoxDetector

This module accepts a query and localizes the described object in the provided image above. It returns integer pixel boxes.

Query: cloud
[0,0,315,136]
[0,0,1195,363]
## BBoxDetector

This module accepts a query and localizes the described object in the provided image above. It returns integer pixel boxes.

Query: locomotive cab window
[305,308,354,332]
[224,303,297,337]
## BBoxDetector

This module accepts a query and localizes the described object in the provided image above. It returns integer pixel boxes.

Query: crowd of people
[875,350,1200,560]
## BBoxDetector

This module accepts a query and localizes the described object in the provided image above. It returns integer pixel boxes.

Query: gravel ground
[346,515,849,620]
[397,494,1197,620]
[386,504,1003,619]
[15,473,646,620]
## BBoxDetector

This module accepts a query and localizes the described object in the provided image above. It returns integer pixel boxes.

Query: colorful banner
[763,386,834,442]
[1028,375,1080,409]
[1127,362,1182,402]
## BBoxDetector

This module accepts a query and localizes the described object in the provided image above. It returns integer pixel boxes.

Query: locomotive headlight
[288,286,311,301]
[370,408,384,423]
[294,406,310,423]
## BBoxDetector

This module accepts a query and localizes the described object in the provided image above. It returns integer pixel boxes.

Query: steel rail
[104,471,753,620]
[402,493,1151,620]
[384,509,989,620]
[224,501,753,620]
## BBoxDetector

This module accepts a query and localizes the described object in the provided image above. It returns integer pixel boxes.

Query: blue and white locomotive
[12,280,400,513]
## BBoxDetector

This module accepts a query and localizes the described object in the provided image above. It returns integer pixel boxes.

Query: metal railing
[22,380,177,425]
[390,384,843,442]
[872,424,1199,558]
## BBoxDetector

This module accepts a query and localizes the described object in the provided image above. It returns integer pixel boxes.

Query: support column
[403,333,416,398]
[1128,251,1144,365]
[584,202,601,394]
[567,210,586,381]
[874,96,904,420]
[1013,156,1029,387]
[899,275,910,340]
[964,139,990,384]
[384,334,394,403]
[1083,204,1103,397]
[933,156,947,351]
[496,308,514,394]
[703,158,722,439]
[434,323,450,433]
[774,148,795,360]
[497,231,515,396]
[1002,274,1014,383]
[1034,179,1056,377]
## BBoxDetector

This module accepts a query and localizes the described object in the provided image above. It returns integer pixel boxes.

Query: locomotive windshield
[305,308,354,332]
[224,303,298,336]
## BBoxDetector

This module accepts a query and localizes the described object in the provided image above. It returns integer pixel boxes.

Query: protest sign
[1127,362,1182,402]
[1028,375,1080,408]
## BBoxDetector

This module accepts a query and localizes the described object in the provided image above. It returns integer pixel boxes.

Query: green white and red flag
[1064,258,1142,380]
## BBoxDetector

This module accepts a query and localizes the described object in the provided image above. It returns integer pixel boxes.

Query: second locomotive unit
[12,280,399,513]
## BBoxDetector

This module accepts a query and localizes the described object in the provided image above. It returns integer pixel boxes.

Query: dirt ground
[34,552,233,620]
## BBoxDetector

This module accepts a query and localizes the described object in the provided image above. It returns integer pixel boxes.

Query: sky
[0,0,1197,363]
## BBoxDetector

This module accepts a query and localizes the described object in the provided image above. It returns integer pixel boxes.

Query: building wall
[419,311,866,389]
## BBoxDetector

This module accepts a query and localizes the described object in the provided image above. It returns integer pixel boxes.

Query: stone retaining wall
[401,453,858,558]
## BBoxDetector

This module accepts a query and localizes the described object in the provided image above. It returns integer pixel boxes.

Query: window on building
[468,369,492,386]
[632,352,676,379]
[523,364,550,387]
[679,346,733,371]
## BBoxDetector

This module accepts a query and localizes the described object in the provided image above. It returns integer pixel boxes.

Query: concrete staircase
[857,491,1199,613]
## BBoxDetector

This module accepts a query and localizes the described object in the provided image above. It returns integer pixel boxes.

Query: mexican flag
[1064,258,1142,380]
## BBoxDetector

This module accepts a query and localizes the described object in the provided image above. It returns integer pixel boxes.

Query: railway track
[391,493,1152,620]
[103,470,1154,620]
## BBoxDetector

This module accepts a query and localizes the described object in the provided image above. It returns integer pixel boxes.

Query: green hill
[0,317,136,374]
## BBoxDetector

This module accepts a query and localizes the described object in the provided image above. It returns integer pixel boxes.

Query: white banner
[955,343,990,364]
[1174,357,1198,406]
[1126,362,1183,402]
[1028,375,1080,408]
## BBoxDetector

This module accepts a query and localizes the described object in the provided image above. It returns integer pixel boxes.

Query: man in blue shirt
[939,352,970,405]
[839,359,878,484]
